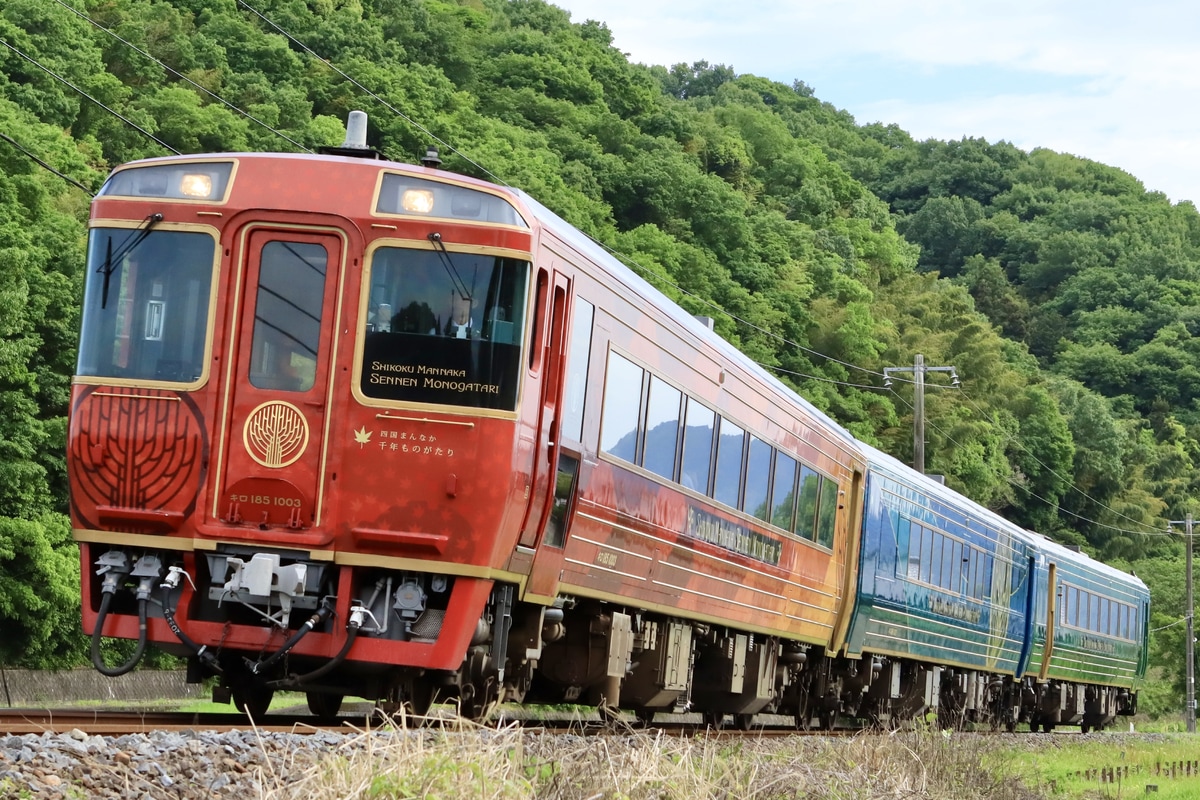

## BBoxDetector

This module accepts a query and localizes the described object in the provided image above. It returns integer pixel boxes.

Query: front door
[210,225,344,544]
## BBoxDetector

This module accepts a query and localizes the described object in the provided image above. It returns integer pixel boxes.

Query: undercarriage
[87,545,1138,730]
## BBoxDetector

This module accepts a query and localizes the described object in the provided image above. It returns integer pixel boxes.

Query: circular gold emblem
[243,401,309,468]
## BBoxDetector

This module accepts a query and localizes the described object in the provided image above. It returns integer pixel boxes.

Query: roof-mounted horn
[319,110,385,160]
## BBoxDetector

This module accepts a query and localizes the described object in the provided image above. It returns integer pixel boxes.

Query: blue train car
[840,443,1035,727]
[834,443,1147,731]
[1019,532,1147,731]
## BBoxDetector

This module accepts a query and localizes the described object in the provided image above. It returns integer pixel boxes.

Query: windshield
[77,228,216,383]
[360,246,528,410]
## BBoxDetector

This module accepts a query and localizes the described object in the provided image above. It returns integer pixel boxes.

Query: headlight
[179,173,214,198]
[402,189,435,214]
[99,162,234,201]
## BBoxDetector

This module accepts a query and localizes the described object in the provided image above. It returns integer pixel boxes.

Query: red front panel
[205,226,344,546]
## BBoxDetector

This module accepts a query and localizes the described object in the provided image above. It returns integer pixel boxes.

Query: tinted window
[930,533,944,587]
[360,246,528,408]
[743,437,772,521]
[643,377,682,479]
[816,477,838,548]
[771,452,797,530]
[77,229,215,383]
[919,525,934,582]
[713,418,745,508]
[561,299,594,442]
[249,241,327,392]
[680,400,715,493]
[904,519,920,580]
[796,466,820,540]
[600,353,644,462]
[543,454,579,548]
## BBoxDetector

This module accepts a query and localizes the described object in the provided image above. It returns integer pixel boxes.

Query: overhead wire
[886,386,1172,539]
[0,37,179,156]
[231,0,892,388]
[767,363,886,391]
[48,0,311,154]
[956,386,1168,538]
[0,132,95,196]
[235,0,501,183]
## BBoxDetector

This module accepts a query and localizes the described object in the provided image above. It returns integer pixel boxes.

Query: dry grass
[255,714,1043,800]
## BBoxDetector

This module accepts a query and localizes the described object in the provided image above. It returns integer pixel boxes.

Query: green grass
[997,734,1200,799]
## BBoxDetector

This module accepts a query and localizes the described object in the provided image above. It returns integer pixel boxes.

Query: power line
[231,0,895,386]
[235,0,481,173]
[957,387,1167,538]
[888,387,1172,539]
[0,132,95,196]
[766,363,883,391]
[49,0,310,153]
[0,37,179,156]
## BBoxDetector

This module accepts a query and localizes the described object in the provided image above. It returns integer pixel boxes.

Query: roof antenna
[421,145,442,169]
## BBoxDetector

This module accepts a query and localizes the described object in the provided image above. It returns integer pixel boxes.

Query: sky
[550,0,1200,204]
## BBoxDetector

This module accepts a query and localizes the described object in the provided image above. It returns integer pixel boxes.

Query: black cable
[236,0,499,181]
[0,132,95,195]
[0,37,178,155]
[90,593,148,677]
[48,0,310,153]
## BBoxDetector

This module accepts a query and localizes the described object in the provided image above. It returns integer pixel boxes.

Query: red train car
[70,114,866,722]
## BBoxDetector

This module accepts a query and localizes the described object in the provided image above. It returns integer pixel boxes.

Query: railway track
[0,707,378,736]
[0,706,853,737]
[0,705,1083,738]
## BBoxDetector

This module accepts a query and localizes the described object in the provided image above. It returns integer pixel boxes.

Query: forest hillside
[0,0,1194,714]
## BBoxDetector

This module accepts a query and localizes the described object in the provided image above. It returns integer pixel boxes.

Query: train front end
[69,130,542,717]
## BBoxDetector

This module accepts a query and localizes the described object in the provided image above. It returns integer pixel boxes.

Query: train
[69,111,1148,730]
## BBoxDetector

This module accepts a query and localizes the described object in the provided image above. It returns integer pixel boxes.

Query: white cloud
[553,0,1200,202]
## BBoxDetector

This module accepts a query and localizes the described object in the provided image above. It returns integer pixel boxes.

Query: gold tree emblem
[243,401,309,468]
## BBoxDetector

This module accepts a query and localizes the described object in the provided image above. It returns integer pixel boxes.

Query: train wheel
[703,711,725,730]
[598,703,625,728]
[458,681,498,722]
[818,710,837,732]
[306,691,344,721]
[233,685,274,721]
[733,713,755,731]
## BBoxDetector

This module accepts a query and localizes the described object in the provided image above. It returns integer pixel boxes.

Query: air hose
[273,604,366,688]
[248,598,336,675]
[90,591,148,677]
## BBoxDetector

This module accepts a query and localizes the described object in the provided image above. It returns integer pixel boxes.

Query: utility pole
[1172,515,1197,733]
[883,354,960,474]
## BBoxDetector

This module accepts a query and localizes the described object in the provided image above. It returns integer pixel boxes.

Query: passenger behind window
[442,292,477,338]
[390,301,438,334]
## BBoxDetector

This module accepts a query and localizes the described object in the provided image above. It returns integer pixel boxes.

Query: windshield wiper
[99,212,163,308]
[427,231,474,301]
